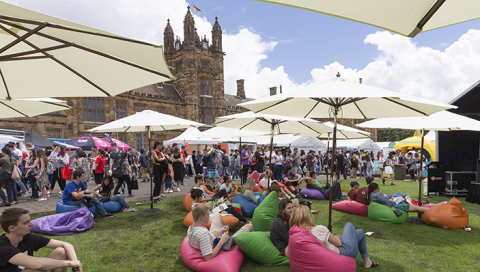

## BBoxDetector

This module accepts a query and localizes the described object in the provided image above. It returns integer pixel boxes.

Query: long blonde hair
[289,205,315,229]
[245,177,255,191]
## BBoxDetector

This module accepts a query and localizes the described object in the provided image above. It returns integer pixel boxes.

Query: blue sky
[4,0,480,102]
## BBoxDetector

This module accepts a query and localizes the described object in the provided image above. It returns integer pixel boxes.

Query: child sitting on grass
[187,204,253,261]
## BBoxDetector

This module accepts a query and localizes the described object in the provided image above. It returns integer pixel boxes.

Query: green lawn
[10,179,480,271]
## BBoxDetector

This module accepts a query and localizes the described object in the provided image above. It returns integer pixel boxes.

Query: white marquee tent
[323,138,380,152]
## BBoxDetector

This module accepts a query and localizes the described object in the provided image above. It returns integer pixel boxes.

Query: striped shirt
[187,226,214,256]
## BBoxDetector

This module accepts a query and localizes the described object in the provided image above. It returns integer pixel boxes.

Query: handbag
[61,158,72,180]
[131,178,139,190]
[11,165,22,180]
[385,166,393,175]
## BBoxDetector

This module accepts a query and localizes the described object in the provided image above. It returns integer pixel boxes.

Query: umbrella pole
[328,109,338,232]
[239,137,242,186]
[418,129,425,204]
[268,123,274,190]
[326,134,330,179]
[142,126,161,213]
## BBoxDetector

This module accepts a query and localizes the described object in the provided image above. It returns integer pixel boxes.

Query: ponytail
[367,182,378,201]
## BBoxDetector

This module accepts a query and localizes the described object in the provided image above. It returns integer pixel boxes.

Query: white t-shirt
[187,226,215,256]
[219,183,232,193]
[265,151,276,165]
[311,225,336,252]
[260,177,273,188]
[275,155,283,165]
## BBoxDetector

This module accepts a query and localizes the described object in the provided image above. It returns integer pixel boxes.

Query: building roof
[131,83,183,101]
[448,79,480,116]
[224,94,254,108]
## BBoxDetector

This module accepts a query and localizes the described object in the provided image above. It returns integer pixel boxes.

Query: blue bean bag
[56,201,98,217]
[31,208,94,236]
[232,194,256,217]
[300,187,326,200]
[102,201,123,213]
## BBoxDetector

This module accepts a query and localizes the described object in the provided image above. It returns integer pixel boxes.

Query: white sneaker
[47,190,51,194]
[38,197,47,201]
[46,194,51,198]
[177,188,181,192]
[58,191,63,195]
[170,189,174,193]
[23,192,30,197]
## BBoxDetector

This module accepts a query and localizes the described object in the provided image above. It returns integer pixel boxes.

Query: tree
[387,129,399,142]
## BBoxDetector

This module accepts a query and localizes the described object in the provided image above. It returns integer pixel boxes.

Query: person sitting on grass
[0,208,83,272]
[289,205,379,269]
[258,169,274,193]
[91,176,138,213]
[281,166,301,195]
[347,180,361,200]
[190,189,249,224]
[305,172,343,201]
[243,177,257,203]
[187,204,254,261]
[367,183,431,213]
[270,199,293,258]
[192,175,229,201]
[353,176,374,205]
[63,169,115,218]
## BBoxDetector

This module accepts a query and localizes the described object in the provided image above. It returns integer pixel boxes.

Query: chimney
[236,79,245,100]
[269,86,277,96]
[359,78,363,84]
[280,85,282,94]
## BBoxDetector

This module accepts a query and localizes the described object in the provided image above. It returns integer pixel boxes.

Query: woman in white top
[219,175,236,198]
[49,145,70,195]
[289,205,379,269]
[258,169,274,194]
[275,150,284,182]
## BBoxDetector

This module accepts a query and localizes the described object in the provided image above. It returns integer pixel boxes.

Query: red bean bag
[183,212,240,229]
[289,225,356,272]
[181,236,244,272]
[332,200,369,216]
[421,198,469,230]
[249,171,259,183]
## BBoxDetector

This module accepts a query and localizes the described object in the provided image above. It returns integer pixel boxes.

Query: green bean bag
[235,231,289,266]
[252,192,278,231]
[368,201,408,224]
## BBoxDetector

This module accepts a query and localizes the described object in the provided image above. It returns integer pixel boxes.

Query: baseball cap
[350,180,360,187]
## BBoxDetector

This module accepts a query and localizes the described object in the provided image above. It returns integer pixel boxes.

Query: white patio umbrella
[357,110,480,202]
[88,110,204,213]
[214,111,332,188]
[0,1,175,100]
[196,126,268,140]
[0,98,71,118]
[255,0,480,37]
[240,76,456,230]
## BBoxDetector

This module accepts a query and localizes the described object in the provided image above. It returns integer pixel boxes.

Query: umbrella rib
[416,0,447,33]
[382,97,427,116]
[0,22,47,55]
[253,97,292,113]
[352,101,367,119]
[41,101,72,110]
[239,119,258,130]
[0,100,28,117]
[0,56,50,61]
[0,68,11,100]
[311,98,334,107]
[0,44,72,61]
[298,121,321,135]
[0,19,173,82]
[303,100,320,119]
[0,21,111,97]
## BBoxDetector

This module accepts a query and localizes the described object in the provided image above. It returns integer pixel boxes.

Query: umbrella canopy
[87,110,204,133]
[195,126,268,140]
[240,78,456,119]
[213,111,332,136]
[65,134,110,151]
[255,0,480,37]
[315,122,370,139]
[164,127,218,146]
[25,129,54,148]
[102,136,130,152]
[0,1,175,100]
[0,98,71,118]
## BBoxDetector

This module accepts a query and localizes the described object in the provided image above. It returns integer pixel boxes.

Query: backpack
[342,154,348,166]
[250,153,257,163]
[46,161,55,175]
[221,153,230,167]
[355,187,370,205]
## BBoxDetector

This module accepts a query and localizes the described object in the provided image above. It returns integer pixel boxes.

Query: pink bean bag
[253,184,259,192]
[180,237,244,272]
[289,225,356,272]
[332,200,369,216]
[249,171,259,183]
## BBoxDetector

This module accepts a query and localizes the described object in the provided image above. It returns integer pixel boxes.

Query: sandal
[365,262,379,269]
[311,210,320,214]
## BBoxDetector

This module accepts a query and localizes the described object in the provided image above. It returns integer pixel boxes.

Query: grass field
[9,179,480,271]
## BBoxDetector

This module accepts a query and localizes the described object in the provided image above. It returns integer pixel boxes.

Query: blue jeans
[366,167,372,177]
[338,222,369,259]
[109,195,131,209]
[164,175,172,191]
[69,198,107,217]
[28,175,38,198]
[15,179,27,193]
[275,165,283,181]
[211,189,229,201]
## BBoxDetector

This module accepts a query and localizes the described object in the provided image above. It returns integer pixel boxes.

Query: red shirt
[95,155,106,174]
[306,153,314,166]
[347,189,357,200]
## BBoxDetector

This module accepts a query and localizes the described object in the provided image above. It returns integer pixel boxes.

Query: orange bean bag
[183,212,240,229]
[421,198,469,230]
[183,194,206,212]
[201,185,215,196]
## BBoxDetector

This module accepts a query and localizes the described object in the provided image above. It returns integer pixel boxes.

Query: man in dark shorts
[0,208,82,272]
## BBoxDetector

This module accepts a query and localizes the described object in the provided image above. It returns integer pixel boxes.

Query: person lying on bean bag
[367,183,431,213]
[289,205,379,269]
[191,189,249,224]
[187,203,253,261]
[92,176,137,212]
[270,199,294,257]
[305,172,343,201]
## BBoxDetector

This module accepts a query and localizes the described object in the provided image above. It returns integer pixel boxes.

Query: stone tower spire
[184,6,195,46]
[163,19,174,54]
[211,16,222,52]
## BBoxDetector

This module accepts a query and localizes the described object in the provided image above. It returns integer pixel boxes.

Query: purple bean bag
[332,200,369,216]
[31,208,94,236]
[300,187,326,200]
